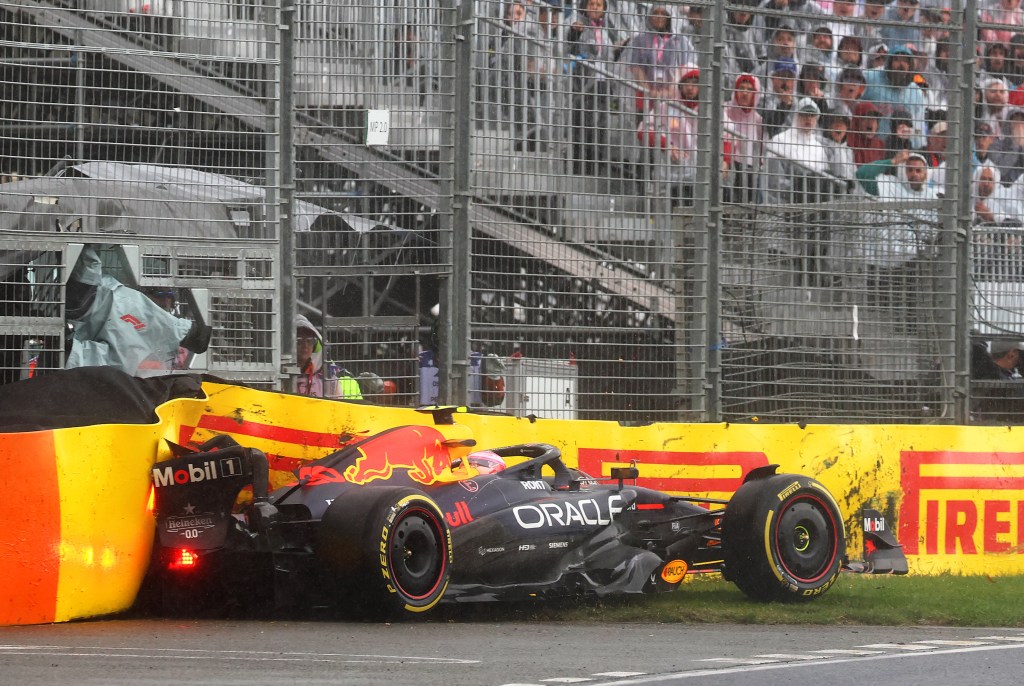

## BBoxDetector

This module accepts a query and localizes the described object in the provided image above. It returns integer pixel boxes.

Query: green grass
[435,574,1024,627]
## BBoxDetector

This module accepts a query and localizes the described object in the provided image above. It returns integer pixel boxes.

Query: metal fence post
[705,0,726,422]
[437,0,473,405]
[278,0,295,389]
[953,1,978,423]
[678,209,707,420]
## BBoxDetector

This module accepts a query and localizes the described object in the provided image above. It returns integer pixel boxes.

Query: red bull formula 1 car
[146,413,907,617]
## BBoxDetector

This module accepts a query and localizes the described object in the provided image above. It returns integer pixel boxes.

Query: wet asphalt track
[1,615,1023,686]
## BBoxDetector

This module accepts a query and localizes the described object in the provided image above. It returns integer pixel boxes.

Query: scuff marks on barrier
[185,382,1024,575]
[242,403,269,420]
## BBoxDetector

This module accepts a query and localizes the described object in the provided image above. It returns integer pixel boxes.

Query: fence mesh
[290,0,455,403]
[0,0,281,384]
[4,0,1024,425]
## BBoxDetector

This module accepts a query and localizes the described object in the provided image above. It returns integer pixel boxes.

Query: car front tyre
[722,474,845,602]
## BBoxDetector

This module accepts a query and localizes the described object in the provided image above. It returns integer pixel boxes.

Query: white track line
[856,643,938,651]
[694,658,782,665]
[0,645,477,665]
[808,649,885,656]
[572,643,1024,686]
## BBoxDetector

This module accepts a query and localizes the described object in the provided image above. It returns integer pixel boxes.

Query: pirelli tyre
[721,474,845,602]
[318,487,452,618]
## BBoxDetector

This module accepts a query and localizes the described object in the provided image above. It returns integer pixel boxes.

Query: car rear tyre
[722,474,845,602]
[318,487,452,618]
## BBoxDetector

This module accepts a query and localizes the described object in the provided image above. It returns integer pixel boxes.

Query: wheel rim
[387,506,446,600]
[775,496,838,583]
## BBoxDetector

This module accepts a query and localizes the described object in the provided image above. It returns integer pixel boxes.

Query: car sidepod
[429,475,670,600]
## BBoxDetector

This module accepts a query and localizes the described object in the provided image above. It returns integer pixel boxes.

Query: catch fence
[1,0,1019,425]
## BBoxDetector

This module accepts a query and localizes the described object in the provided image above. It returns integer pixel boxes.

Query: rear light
[167,549,199,571]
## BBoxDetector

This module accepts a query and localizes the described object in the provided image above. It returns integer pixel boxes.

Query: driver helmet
[468,450,506,475]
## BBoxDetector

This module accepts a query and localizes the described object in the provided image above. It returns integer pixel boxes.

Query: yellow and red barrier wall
[3,381,1022,625]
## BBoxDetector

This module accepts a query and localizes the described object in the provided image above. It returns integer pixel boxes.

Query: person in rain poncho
[974,162,1024,225]
[723,72,763,203]
[855,150,940,269]
[64,245,210,377]
[626,6,695,114]
[862,45,927,149]
[766,96,831,200]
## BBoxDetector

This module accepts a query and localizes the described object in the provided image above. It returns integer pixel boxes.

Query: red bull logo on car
[294,464,346,486]
[343,425,453,486]
[289,426,457,487]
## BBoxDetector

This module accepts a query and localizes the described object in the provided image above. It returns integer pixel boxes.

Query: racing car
[146,414,907,618]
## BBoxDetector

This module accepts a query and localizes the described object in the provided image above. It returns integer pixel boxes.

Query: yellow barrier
[0,423,157,625]
[3,381,1023,625]
[185,385,1024,576]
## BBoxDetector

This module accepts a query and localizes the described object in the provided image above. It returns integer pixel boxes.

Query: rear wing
[151,436,271,551]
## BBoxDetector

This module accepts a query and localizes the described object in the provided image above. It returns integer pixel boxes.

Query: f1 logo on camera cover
[152,456,243,487]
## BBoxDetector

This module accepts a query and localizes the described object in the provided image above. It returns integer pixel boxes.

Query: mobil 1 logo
[152,456,244,488]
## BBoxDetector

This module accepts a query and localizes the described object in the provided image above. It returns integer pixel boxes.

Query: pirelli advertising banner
[2,381,1023,626]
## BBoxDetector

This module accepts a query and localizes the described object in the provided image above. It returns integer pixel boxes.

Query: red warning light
[168,549,199,570]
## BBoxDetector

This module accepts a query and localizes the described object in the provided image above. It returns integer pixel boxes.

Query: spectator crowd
[481,0,1024,227]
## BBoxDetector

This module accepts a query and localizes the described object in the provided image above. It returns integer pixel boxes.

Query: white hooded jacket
[863,153,940,267]
[976,163,1024,225]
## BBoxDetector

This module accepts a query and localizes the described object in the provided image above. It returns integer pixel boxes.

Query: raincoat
[65,245,198,377]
